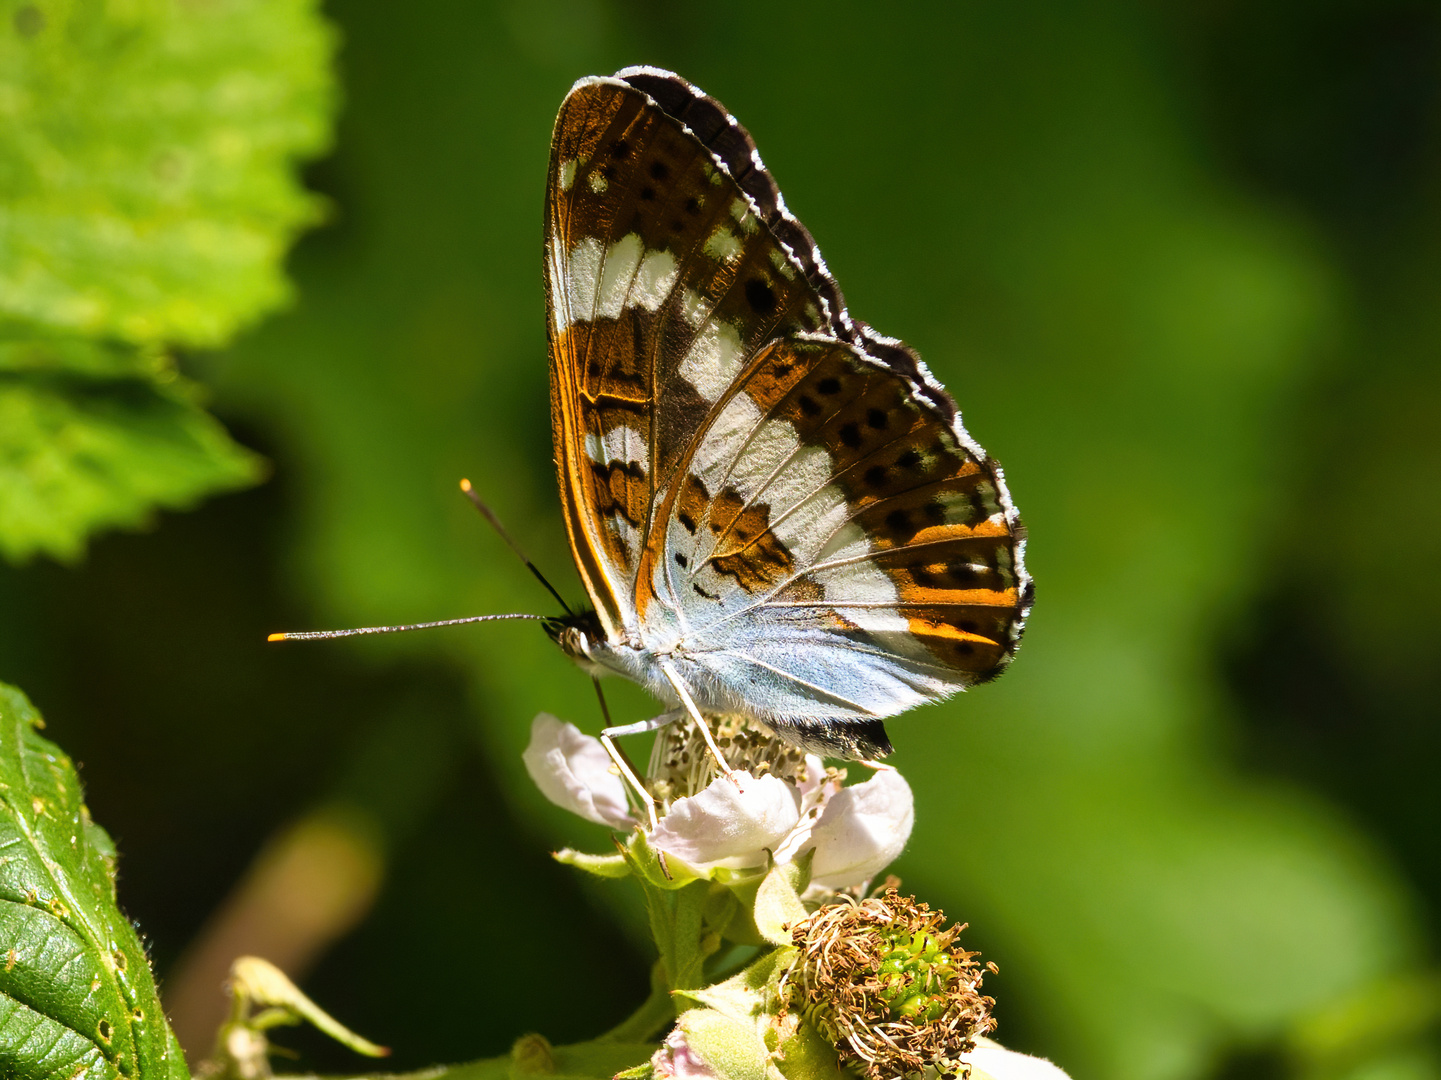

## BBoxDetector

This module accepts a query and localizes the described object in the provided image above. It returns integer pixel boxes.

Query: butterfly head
[543,609,607,675]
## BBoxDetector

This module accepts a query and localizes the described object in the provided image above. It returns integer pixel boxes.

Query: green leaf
[0,368,264,562]
[0,0,335,561]
[0,0,336,347]
[0,331,171,380]
[0,682,190,1080]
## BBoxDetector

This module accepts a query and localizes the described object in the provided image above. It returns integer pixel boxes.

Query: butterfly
[540,66,1032,764]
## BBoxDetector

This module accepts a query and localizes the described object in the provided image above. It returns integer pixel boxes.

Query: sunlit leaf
[0,363,263,563]
[0,0,336,347]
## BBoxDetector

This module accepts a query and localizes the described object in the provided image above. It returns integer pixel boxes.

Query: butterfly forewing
[546,73,838,636]
[546,67,1031,746]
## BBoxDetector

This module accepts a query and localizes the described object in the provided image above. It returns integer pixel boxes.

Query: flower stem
[639,877,713,996]
[599,962,676,1043]
[273,1036,658,1080]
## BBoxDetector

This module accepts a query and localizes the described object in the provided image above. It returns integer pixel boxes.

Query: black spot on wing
[745,278,777,314]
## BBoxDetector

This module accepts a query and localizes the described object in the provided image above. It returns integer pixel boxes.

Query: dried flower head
[783,890,997,1080]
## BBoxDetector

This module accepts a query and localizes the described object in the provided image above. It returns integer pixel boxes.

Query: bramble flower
[522,713,913,887]
[524,713,1072,1080]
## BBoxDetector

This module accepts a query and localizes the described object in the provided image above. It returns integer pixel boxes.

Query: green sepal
[703,880,770,948]
[674,947,797,1023]
[752,855,811,947]
[554,847,632,879]
[612,1062,656,1080]
[623,829,700,890]
[671,944,842,1080]
[767,1007,840,1080]
[229,955,387,1057]
[679,1009,771,1080]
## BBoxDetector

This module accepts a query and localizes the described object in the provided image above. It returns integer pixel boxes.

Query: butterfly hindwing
[640,335,1028,727]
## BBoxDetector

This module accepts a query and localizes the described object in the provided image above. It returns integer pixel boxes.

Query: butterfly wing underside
[545,69,1032,746]
[644,334,1030,749]
[545,71,840,638]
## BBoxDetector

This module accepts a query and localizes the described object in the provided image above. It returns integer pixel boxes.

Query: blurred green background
[2,1,1439,1078]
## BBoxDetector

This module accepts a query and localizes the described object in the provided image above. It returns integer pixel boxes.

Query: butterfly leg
[599,712,675,830]
[659,659,741,788]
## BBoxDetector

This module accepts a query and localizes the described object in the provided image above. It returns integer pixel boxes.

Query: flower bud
[651,1022,722,1080]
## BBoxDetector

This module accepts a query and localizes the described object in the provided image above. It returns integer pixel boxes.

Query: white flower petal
[773,755,843,866]
[964,1040,1073,1079]
[650,771,800,874]
[805,766,914,889]
[522,714,635,829]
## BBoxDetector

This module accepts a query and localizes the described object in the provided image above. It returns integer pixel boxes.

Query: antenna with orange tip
[266,613,546,643]
[458,478,572,615]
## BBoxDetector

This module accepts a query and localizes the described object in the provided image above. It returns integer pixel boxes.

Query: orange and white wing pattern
[545,69,843,640]
[546,68,1031,756]
[642,333,1030,754]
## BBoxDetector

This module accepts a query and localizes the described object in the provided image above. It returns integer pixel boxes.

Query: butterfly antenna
[268,613,547,643]
[459,478,573,615]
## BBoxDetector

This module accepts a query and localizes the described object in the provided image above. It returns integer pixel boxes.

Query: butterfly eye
[558,625,594,661]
